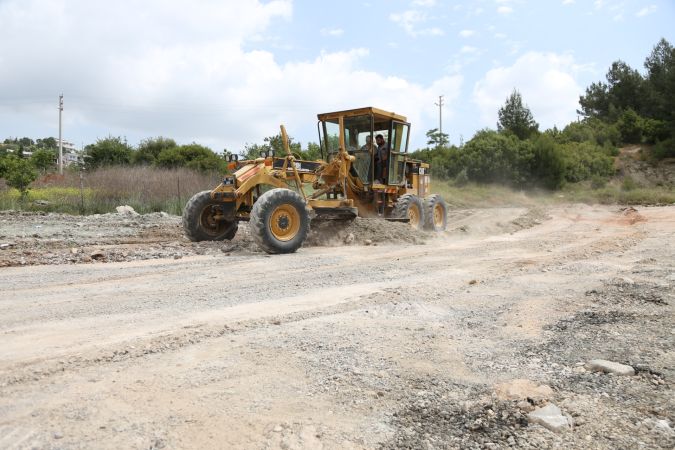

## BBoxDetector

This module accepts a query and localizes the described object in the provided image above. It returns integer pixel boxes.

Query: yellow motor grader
[183,107,447,253]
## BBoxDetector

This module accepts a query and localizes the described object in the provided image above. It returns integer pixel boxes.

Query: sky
[0,0,673,154]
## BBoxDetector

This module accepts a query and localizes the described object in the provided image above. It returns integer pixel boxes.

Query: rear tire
[250,188,310,254]
[424,194,447,231]
[183,191,238,242]
[393,194,425,230]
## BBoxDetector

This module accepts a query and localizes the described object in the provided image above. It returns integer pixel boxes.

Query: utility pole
[58,94,64,174]
[434,95,444,147]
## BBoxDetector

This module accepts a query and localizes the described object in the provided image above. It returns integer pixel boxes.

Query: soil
[0,204,673,449]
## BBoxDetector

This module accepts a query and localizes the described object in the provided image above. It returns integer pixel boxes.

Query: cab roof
[317,107,407,123]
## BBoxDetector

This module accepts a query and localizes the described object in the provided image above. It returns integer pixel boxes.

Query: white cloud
[389,9,444,37]
[497,6,513,15]
[636,5,657,17]
[460,46,479,54]
[562,0,575,4]
[459,29,476,38]
[0,0,458,151]
[494,32,508,39]
[320,28,344,37]
[472,52,584,130]
[412,0,437,6]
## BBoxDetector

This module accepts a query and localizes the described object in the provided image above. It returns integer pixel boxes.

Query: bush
[531,135,565,189]
[561,141,615,183]
[2,156,38,198]
[617,108,643,143]
[454,168,469,186]
[652,138,675,160]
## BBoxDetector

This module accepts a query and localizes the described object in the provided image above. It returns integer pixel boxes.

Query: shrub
[617,108,643,144]
[652,138,675,160]
[2,156,38,198]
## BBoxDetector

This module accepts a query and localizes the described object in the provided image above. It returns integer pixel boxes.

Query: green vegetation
[413,38,673,203]
[1,39,672,213]
[578,38,674,156]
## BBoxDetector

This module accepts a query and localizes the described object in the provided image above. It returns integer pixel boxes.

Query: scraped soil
[0,204,673,449]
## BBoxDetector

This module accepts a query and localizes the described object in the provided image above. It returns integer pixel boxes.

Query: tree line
[2,38,672,195]
[412,38,673,189]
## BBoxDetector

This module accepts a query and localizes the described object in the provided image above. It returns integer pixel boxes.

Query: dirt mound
[615,145,675,188]
[305,217,428,247]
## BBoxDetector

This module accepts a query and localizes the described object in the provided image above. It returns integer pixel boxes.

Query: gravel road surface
[0,205,673,449]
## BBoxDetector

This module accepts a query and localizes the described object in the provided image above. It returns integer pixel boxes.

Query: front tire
[393,194,425,230]
[424,194,447,231]
[250,188,310,254]
[183,191,238,242]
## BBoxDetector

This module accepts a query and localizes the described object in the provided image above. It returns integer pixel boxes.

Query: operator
[374,134,389,184]
[360,135,375,152]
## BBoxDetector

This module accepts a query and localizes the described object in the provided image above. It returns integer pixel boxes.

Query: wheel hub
[269,204,301,241]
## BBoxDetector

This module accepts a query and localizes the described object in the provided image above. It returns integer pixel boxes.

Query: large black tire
[424,194,448,231]
[250,188,310,254]
[393,194,425,230]
[183,191,238,242]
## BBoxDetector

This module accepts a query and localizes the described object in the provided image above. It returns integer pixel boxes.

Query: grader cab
[182,107,447,254]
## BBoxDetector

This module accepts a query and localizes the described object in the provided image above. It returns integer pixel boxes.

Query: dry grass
[432,179,674,208]
[0,166,222,215]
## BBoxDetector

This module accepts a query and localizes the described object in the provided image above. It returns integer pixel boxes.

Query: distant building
[56,139,80,166]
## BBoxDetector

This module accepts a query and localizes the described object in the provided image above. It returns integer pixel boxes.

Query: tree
[3,156,38,199]
[134,137,177,165]
[578,81,610,119]
[605,61,645,114]
[84,136,134,170]
[497,89,539,140]
[36,137,57,149]
[617,108,643,143]
[242,133,303,160]
[643,38,675,137]
[31,148,57,174]
[156,143,225,172]
[425,128,449,147]
[301,142,322,160]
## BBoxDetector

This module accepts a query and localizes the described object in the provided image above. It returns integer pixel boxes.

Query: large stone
[586,359,635,376]
[494,379,553,401]
[528,403,570,433]
[116,205,139,215]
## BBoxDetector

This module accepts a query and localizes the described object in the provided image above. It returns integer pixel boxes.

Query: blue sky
[0,0,673,153]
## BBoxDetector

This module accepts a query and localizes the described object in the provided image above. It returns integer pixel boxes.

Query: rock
[344,233,355,244]
[494,379,553,401]
[35,200,50,206]
[654,419,674,435]
[586,359,635,376]
[273,425,283,433]
[364,239,373,246]
[90,251,105,260]
[70,247,79,254]
[116,205,139,215]
[527,403,570,433]
[53,431,64,439]
[0,243,11,250]
[517,400,535,412]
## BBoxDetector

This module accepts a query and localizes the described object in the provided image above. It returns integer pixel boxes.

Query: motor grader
[183,107,447,254]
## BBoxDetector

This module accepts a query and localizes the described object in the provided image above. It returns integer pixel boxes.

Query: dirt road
[0,205,673,449]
